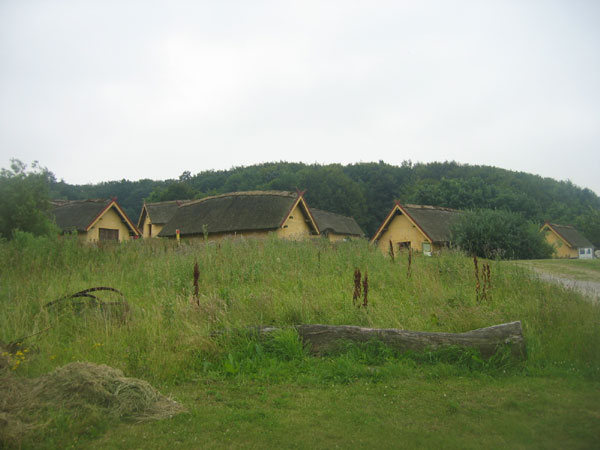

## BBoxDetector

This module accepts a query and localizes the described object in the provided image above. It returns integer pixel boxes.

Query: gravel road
[531,268,600,302]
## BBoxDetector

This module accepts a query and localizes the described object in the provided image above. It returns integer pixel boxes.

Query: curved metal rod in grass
[45,287,126,311]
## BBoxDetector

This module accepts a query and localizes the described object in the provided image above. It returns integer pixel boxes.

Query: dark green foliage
[0,159,58,239]
[451,209,554,260]
[575,206,600,250]
[32,159,600,242]
[145,180,197,203]
[49,177,170,221]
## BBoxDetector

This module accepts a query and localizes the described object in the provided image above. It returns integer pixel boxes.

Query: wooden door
[99,228,119,241]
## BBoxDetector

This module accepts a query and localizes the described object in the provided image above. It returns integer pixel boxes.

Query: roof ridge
[310,208,353,218]
[548,222,575,229]
[146,199,192,206]
[401,203,460,212]
[181,191,297,208]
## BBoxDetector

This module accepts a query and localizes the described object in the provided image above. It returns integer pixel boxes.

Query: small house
[540,222,594,259]
[51,199,140,242]
[158,191,319,240]
[137,200,190,238]
[370,203,461,255]
[310,208,364,242]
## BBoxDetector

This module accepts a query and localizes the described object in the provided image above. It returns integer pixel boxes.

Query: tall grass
[1,232,599,385]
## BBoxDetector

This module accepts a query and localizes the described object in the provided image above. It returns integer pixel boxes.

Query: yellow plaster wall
[151,223,165,237]
[140,217,164,238]
[277,204,312,240]
[179,230,272,242]
[84,207,134,242]
[376,212,431,253]
[139,214,151,238]
[325,233,346,243]
[209,230,271,241]
[543,228,576,258]
[324,232,359,243]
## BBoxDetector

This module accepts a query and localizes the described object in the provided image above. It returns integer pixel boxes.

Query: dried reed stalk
[193,261,200,305]
[362,270,369,308]
[353,268,362,306]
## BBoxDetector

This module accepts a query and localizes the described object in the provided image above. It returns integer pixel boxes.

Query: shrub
[451,209,554,259]
[0,159,58,239]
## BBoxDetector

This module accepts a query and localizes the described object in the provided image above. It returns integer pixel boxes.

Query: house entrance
[99,228,119,241]
[397,241,411,251]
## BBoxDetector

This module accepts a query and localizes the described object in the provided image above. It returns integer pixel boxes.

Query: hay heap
[1,362,185,447]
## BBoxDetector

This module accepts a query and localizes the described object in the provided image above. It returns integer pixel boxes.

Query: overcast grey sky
[1,1,599,194]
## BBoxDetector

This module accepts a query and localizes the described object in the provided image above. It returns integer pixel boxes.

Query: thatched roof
[544,223,593,248]
[51,199,139,235]
[137,200,190,228]
[158,191,318,237]
[371,203,462,243]
[51,199,112,232]
[311,208,363,237]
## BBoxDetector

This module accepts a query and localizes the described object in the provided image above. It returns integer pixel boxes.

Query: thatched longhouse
[310,208,364,242]
[370,203,461,255]
[540,222,594,259]
[137,200,191,238]
[158,191,319,240]
[51,199,140,242]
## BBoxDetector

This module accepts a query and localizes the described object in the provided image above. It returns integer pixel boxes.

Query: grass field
[1,234,599,448]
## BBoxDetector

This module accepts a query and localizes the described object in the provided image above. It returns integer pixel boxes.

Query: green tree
[575,207,600,248]
[451,209,554,260]
[0,159,58,238]
[146,181,197,202]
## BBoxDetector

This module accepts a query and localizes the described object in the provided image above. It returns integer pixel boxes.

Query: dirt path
[531,268,600,302]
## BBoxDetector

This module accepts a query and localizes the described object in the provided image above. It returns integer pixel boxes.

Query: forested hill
[49,161,600,246]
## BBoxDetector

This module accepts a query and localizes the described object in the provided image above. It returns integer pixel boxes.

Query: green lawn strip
[86,376,600,450]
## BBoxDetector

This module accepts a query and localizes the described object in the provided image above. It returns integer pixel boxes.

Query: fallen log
[259,321,526,359]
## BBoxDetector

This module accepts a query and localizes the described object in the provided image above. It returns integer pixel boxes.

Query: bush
[451,209,554,259]
[0,159,58,239]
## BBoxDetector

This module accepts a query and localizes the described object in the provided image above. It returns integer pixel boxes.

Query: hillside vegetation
[1,235,599,448]
[48,161,600,245]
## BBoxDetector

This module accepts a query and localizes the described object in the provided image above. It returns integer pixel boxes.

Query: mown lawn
[88,376,600,450]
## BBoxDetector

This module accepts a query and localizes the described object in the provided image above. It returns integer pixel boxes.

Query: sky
[1,1,599,194]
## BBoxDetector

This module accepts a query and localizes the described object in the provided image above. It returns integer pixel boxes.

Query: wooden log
[260,321,526,359]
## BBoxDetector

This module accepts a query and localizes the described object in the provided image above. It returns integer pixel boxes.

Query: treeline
[46,161,600,246]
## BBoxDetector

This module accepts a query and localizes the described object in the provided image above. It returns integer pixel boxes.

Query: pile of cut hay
[1,362,185,448]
